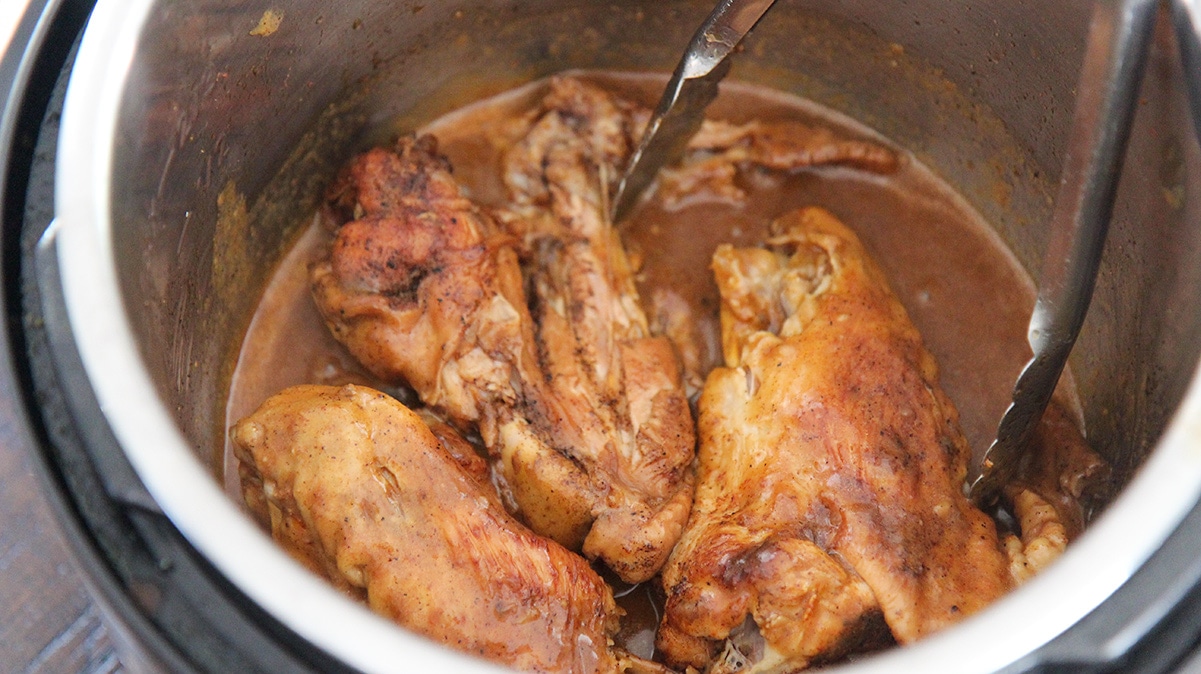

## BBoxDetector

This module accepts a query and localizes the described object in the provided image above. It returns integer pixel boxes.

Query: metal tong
[615,0,1155,506]
[970,0,1157,506]
[610,0,778,223]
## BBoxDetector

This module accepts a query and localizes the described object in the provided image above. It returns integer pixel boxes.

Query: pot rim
[52,1,1201,672]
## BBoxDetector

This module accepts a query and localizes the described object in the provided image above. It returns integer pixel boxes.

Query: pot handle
[33,219,162,514]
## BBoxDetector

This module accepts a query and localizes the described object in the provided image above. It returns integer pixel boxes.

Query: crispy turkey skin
[309,85,697,583]
[493,78,699,583]
[657,207,1074,672]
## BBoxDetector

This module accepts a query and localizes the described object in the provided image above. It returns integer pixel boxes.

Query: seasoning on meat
[231,384,622,673]
[656,207,1088,672]
[309,95,697,583]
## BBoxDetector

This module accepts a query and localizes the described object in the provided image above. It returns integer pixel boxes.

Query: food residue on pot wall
[250,9,283,37]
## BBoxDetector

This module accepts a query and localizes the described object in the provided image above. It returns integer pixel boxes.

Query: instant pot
[7,0,1201,671]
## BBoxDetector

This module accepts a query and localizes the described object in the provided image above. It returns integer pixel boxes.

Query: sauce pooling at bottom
[224,72,1046,660]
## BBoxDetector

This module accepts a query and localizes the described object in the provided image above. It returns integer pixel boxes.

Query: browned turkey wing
[230,384,620,673]
[657,208,1014,672]
[496,77,697,583]
[312,134,539,429]
[310,83,696,583]
[656,119,900,210]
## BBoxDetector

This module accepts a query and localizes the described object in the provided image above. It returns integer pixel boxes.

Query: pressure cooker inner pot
[66,0,1201,670]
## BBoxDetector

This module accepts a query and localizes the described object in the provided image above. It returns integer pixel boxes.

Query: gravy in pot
[224,73,1046,659]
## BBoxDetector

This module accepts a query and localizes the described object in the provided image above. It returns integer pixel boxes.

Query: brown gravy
[224,73,1042,659]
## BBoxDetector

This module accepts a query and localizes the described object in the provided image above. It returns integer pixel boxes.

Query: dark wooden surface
[3,3,122,672]
[0,390,122,673]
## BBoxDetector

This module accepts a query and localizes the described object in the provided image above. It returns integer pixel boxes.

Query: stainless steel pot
[41,0,1201,671]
